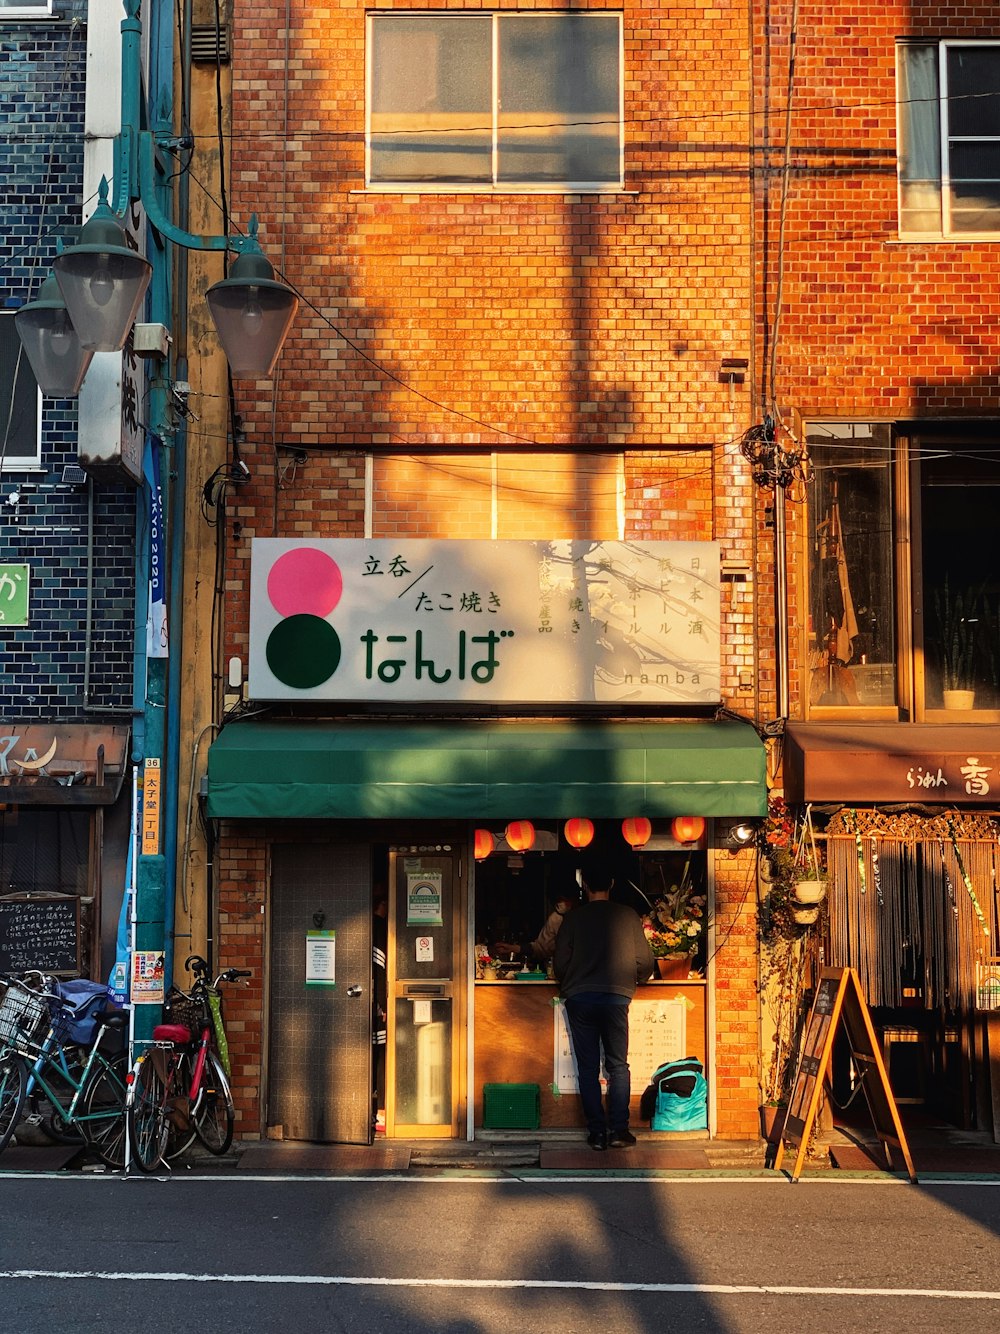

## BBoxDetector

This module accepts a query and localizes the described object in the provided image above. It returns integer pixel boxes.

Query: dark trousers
[565,997,631,1134]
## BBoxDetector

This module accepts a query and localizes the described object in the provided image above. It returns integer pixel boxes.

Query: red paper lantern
[621,816,652,848]
[671,815,706,845]
[505,820,536,852]
[563,818,595,849]
[474,828,495,861]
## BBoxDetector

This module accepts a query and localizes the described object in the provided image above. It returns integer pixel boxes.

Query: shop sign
[406,869,444,926]
[787,725,1000,804]
[248,539,721,705]
[0,564,28,626]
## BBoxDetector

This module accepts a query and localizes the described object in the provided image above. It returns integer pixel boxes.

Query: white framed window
[0,314,42,470]
[0,0,56,16]
[897,40,1000,237]
[366,12,623,191]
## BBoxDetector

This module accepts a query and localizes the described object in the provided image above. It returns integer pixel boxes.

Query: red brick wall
[217,0,765,1139]
[753,2,1000,418]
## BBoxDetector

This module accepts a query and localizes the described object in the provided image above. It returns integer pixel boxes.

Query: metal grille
[0,982,49,1054]
[191,24,230,64]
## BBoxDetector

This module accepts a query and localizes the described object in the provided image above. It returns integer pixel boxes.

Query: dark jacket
[553,898,655,1000]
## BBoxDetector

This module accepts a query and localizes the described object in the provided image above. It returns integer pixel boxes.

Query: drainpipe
[775,489,789,720]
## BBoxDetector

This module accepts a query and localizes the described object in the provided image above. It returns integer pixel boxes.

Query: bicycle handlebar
[182,957,252,988]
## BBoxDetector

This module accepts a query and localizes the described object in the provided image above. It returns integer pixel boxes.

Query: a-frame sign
[771,966,917,1182]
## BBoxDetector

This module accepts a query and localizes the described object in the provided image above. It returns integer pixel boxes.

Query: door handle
[346,985,363,997]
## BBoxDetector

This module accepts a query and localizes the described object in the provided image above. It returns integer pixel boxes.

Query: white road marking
[0,1271,998,1300]
[3,1170,1000,1187]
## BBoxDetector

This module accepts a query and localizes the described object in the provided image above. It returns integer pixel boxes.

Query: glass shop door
[387,846,467,1138]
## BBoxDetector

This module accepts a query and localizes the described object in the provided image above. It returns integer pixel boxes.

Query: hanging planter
[792,904,820,926]
[793,878,827,905]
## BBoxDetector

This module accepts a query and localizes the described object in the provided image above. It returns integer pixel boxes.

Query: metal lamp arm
[137,130,264,257]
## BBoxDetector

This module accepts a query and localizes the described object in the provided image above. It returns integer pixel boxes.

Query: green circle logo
[266,615,341,689]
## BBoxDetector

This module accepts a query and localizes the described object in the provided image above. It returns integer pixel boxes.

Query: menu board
[554,997,687,1092]
[0,897,81,976]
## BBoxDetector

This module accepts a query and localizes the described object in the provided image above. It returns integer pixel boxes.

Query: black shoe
[608,1129,637,1148]
[587,1131,608,1151]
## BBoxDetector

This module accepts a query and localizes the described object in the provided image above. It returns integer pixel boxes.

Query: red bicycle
[126,956,250,1172]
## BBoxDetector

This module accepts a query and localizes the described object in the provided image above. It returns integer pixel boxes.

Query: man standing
[553,860,654,1150]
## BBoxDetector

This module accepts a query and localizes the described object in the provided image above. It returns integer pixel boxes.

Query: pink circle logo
[267,547,343,618]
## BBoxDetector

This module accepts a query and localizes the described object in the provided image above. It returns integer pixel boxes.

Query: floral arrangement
[643,879,707,958]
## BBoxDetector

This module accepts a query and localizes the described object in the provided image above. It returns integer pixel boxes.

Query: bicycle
[0,973,129,1168]
[126,956,250,1172]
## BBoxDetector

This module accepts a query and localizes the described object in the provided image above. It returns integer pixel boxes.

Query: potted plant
[792,862,827,906]
[933,578,981,710]
[642,876,708,979]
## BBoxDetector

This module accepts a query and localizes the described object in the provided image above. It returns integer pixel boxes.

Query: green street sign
[0,565,29,626]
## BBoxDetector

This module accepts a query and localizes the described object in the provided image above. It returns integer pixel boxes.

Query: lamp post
[15,0,298,1052]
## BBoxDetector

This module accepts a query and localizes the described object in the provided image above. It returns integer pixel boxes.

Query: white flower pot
[793,905,820,926]
[943,689,975,711]
[793,879,826,905]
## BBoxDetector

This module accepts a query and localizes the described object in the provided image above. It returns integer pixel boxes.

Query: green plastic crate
[483,1082,541,1130]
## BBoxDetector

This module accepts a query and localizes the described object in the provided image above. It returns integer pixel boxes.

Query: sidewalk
[4,1110,1000,1178]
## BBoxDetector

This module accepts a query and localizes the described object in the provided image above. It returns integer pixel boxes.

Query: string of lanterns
[472,815,707,860]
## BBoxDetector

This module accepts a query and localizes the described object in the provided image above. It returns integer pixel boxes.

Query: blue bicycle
[0,973,129,1169]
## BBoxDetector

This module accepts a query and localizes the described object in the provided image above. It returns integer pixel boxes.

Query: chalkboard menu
[772,967,916,1182]
[0,897,81,976]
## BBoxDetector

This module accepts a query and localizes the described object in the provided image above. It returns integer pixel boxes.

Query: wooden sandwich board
[772,966,917,1182]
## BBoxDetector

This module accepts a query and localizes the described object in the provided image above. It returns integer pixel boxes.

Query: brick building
[1,0,135,982]
[754,2,1000,1126]
[202,1,771,1146]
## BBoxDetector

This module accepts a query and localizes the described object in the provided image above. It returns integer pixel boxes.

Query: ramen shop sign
[248,539,721,705]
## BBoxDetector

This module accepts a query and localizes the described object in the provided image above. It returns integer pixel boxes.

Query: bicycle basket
[0,982,50,1054]
[50,979,113,1047]
[164,987,203,1033]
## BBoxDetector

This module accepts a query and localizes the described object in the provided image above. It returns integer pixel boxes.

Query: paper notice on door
[416,935,434,962]
[306,930,336,986]
[407,870,443,925]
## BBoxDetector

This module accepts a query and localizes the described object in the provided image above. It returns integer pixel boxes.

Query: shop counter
[473,979,706,1128]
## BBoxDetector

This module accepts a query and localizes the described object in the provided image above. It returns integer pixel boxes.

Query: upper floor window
[0,0,55,15]
[898,40,1000,237]
[806,422,1000,721]
[0,314,41,470]
[367,12,623,191]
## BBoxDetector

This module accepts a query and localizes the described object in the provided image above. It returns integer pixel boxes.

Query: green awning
[205,719,766,821]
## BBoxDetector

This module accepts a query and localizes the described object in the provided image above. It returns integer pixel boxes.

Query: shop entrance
[387,846,466,1137]
[267,842,373,1143]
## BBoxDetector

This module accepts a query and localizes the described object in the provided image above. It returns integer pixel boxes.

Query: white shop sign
[248,539,720,705]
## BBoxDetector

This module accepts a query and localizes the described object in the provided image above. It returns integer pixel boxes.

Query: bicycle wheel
[35,1051,87,1145]
[164,1048,197,1161]
[126,1052,172,1172]
[80,1052,128,1169]
[191,1049,234,1155]
[0,1055,27,1155]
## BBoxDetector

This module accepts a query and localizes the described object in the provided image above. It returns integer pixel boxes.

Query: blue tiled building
[1,2,136,981]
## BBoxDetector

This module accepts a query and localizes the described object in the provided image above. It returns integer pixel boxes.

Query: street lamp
[14,272,94,397]
[52,195,152,353]
[16,0,298,390]
[206,251,299,379]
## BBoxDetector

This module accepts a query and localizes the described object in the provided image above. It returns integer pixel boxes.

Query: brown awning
[785,723,1000,805]
[0,723,130,806]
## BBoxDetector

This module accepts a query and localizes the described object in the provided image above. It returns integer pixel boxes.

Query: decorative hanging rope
[946,816,991,938]
[825,808,999,1011]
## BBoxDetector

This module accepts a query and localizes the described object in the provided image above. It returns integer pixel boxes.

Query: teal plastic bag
[650,1057,708,1132]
